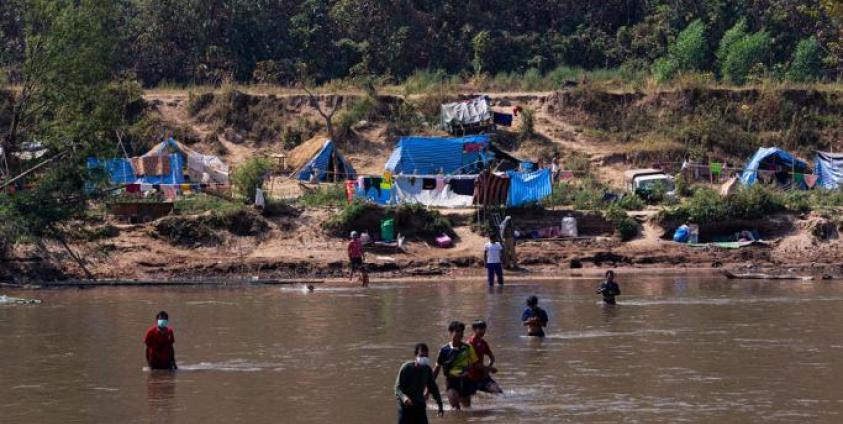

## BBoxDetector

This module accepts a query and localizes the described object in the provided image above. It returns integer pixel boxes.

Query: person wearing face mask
[394,343,444,423]
[144,311,177,370]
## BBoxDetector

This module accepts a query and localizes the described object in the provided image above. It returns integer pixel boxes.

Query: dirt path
[533,111,628,187]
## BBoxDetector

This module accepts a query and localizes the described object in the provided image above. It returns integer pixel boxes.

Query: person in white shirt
[484,235,504,287]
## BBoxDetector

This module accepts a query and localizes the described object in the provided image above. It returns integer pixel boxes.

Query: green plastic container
[381,218,395,242]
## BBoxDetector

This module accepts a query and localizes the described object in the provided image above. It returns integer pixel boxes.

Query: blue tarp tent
[137,153,185,185]
[385,135,491,175]
[293,139,356,182]
[87,158,136,184]
[814,152,843,189]
[87,154,185,185]
[88,137,188,186]
[739,147,809,186]
[507,169,552,207]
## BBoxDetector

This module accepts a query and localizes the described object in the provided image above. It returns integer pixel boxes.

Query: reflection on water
[1,277,843,423]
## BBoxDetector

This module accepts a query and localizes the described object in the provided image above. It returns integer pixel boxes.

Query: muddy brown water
[1,277,842,423]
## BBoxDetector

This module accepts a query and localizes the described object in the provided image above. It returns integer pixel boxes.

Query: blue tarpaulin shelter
[815,152,843,189]
[87,158,136,184]
[138,153,185,185]
[385,135,491,175]
[292,139,356,182]
[87,153,185,185]
[507,168,552,207]
[739,147,809,186]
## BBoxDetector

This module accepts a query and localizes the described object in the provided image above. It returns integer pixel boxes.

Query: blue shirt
[521,307,548,324]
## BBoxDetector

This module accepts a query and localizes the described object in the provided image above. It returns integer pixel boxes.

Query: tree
[671,19,709,72]
[1,0,134,256]
[471,30,491,77]
[722,31,771,84]
[652,19,709,82]
[716,18,748,70]
[787,36,824,82]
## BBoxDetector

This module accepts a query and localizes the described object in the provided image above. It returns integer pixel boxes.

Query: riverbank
[3,210,841,286]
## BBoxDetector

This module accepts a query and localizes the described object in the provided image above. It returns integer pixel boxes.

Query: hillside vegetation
[1,1,842,87]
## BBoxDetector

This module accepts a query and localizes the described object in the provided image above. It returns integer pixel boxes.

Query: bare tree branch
[302,85,341,142]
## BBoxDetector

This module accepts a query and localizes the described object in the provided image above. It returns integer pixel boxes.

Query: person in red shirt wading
[467,320,503,394]
[144,311,177,370]
[348,231,365,282]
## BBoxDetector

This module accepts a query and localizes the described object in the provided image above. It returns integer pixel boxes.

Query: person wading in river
[348,231,365,282]
[467,320,503,394]
[484,235,504,287]
[521,296,549,337]
[434,321,480,410]
[394,343,444,423]
[144,311,177,370]
[597,270,621,305]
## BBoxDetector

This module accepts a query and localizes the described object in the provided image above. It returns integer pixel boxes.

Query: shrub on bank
[232,157,271,202]
[604,205,638,241]
[660,185,786,225]
[323,201,454,241]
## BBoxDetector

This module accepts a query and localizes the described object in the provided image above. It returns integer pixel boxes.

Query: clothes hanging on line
[493,112,513,126]
[449,177,477,196]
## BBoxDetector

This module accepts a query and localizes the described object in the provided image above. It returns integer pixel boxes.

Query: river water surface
[1,276,842,423]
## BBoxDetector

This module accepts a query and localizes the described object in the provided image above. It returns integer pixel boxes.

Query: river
[1,276,842,423]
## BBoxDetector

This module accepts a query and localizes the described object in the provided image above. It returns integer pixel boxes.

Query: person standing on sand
[144,311,177,370]
[348,231,364,282]
[395,343,444,423]
[484,235,504,287]
[434,321,480,410]
[467,320,503,394]
[521,296,548,337]
[597,270,621,305]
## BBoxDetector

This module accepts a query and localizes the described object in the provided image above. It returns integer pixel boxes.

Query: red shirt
[348,239,363,258]
[144,326,175,369]
[466,335,492,381]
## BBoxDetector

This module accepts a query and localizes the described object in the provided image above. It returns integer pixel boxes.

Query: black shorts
[446,376,476,397]
[527,330,546,338]
[473,376,498,393]
[398,403,428,424]
[350,257,364,270]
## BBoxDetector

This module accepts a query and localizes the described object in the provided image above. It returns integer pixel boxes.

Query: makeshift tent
[87,158,136,184]
[141,138,226,185]
[87,137,228,186]
[385,135,491,175]
[441,96,493,135]
[289,138,356,182]
[814,152,843,189]
[739,147,809,186]
[507,169,552,207]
